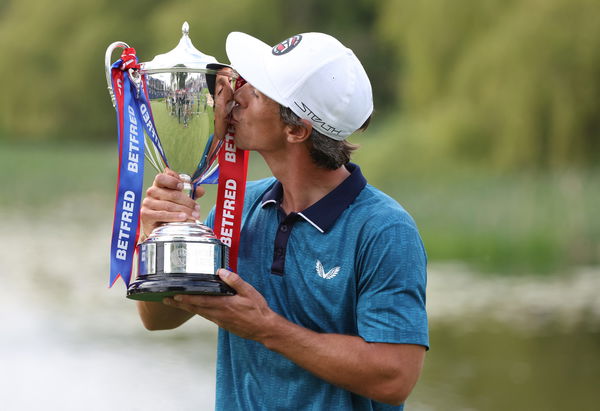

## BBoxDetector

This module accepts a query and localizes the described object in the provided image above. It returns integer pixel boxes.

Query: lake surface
[2,204,599,410]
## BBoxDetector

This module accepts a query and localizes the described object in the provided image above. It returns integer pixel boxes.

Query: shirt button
[280,225,288,232]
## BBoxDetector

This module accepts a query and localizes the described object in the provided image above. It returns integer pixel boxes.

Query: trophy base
[127,275,235,302]
[131,222,233,302]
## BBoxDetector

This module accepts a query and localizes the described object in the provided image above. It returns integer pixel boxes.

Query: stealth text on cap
[293,101,343,136]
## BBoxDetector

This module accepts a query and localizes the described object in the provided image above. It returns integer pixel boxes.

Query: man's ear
[285,119,312,144]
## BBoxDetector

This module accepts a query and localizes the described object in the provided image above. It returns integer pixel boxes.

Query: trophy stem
[179,173,193,198]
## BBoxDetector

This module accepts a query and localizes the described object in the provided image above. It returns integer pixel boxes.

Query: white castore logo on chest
[316,260,340,279]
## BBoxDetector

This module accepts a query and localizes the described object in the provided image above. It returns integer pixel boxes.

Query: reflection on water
[1,205,599,410]
[411,320,600,411]
[412,264,600,411]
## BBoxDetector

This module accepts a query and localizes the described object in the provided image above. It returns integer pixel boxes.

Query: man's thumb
[218,269,244,292]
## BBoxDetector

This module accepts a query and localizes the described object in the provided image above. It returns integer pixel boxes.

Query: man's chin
[231,136,247,151]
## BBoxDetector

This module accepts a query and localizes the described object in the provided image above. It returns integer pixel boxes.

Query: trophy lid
[142,22,224,72]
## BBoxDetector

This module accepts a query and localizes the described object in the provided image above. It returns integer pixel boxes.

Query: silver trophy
[105,22,238,301]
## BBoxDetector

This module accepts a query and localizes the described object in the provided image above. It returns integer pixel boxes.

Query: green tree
[0,0,284,142]
[376,0,600,169]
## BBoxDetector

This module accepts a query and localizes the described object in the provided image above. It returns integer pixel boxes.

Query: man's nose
[233,83,249,106]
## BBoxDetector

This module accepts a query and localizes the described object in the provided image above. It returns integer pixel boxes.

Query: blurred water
[2,204,599,410]
[411,264,600,411]
[0,204,218,410]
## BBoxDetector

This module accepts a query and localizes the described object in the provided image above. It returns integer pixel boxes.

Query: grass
[390,170,600,274]
[0,141,116,209]
[1,140,598,275]
[352,115,600,275]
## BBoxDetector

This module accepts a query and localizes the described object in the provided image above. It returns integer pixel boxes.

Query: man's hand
[140,168,205,237]
[163,269,277,341]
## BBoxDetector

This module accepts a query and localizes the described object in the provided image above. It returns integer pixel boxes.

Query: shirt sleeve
[355,214,429,349]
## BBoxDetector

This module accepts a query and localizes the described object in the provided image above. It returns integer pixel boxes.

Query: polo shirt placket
[271,211,300,275]
[259,163,367,276]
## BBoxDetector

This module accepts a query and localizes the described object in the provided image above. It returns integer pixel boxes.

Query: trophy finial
[142,21,219,71]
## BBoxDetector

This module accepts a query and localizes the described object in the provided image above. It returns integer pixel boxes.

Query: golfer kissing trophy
[105,22,245,301]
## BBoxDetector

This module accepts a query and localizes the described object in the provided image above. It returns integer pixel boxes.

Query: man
[137,31,428,410]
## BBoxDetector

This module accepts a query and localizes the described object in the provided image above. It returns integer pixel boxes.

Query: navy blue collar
[260,163,367,233]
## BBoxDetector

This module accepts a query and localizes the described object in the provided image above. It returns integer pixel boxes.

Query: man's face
[230,83,287,153]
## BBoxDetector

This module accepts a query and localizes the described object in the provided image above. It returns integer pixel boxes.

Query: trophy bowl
[105,22,238,301]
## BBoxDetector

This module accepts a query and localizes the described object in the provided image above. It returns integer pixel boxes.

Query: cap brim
[226,32,286,105]
[205,63,232,96]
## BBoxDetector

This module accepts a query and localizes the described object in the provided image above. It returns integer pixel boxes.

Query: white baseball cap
[226,32,373,140]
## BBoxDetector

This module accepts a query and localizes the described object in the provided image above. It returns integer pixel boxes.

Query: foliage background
[0,0,598,273]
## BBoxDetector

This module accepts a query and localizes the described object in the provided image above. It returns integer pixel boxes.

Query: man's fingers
[140,208,188,224]
[163,295,229,318]
[141,197,200,223]
[163,168,180,179]
[146,185,197,209]
[194,185,206,199]
[141,170,203,234]
[170,294,213,307]
[154,172,183,190]
[142,197,199,217]
[218,269,252,295]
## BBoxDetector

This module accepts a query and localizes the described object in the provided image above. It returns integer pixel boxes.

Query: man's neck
[261,149,350,215]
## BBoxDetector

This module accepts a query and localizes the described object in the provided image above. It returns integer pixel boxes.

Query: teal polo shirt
[206,163,428,410]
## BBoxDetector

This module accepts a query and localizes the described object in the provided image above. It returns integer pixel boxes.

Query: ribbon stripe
[140,79,169,168]
[213,77,249,272]
[213,132,248,272]
[109,59,145,287]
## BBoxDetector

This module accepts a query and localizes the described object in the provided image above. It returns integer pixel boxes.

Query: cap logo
[293,101,343,137]
[272,35,303,56]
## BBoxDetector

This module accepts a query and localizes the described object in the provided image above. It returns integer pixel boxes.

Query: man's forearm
[260,313,425,406]
[136,301,194,330]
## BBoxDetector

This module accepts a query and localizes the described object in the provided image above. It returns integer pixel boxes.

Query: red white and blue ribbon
[109,48,167,287]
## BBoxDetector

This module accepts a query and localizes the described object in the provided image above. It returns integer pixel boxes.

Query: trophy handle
[105,41,130,108]
[105,41,167,175]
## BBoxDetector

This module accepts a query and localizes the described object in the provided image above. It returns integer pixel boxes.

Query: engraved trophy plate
[164,242,215,274]
[106,22,237,301]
